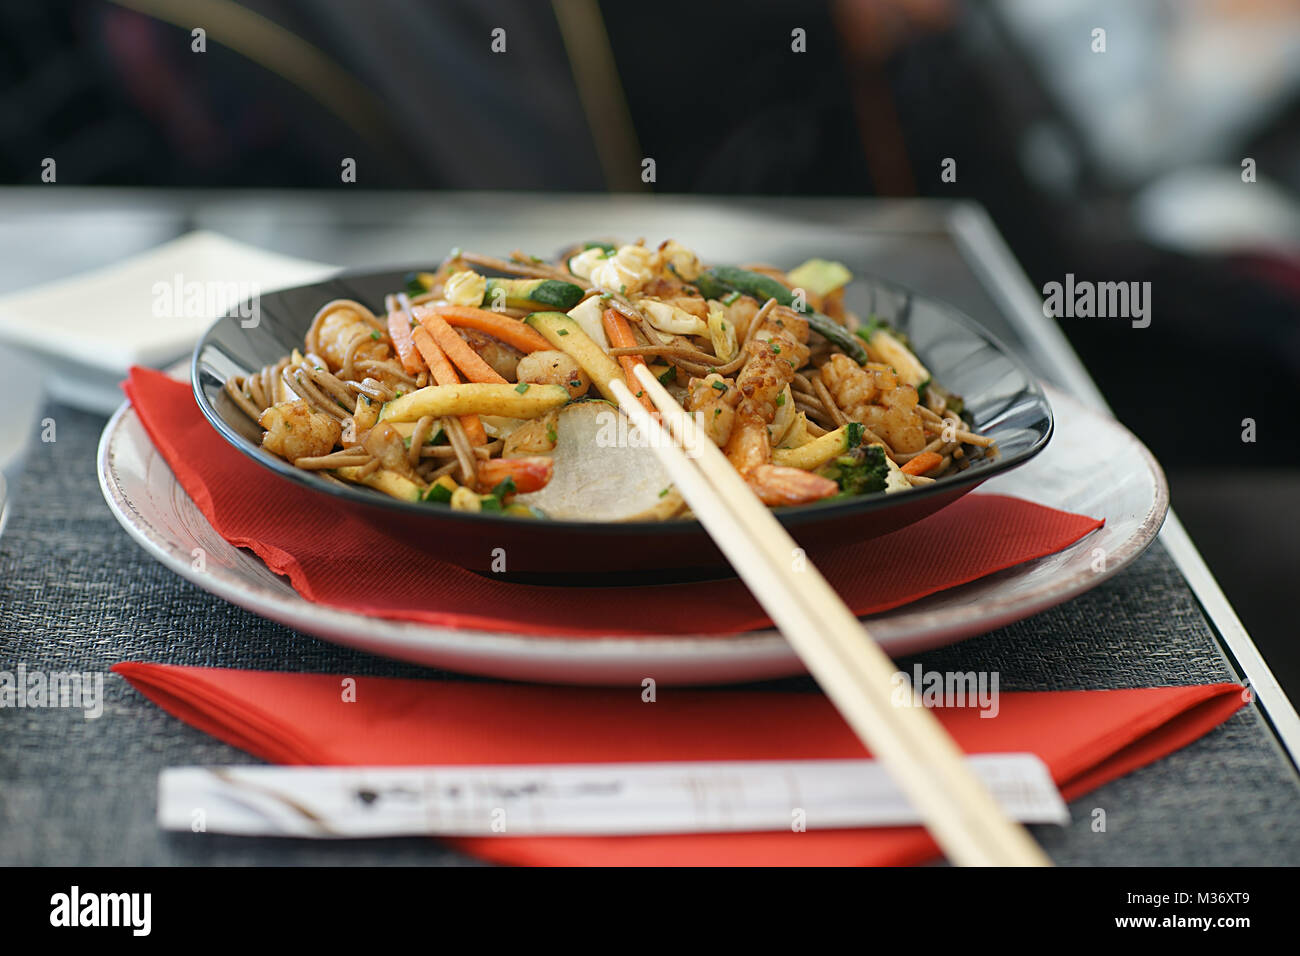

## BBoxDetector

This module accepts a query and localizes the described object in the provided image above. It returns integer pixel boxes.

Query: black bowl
[193,268,1052,577]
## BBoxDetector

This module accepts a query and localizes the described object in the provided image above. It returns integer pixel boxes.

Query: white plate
[97,384,1166,685]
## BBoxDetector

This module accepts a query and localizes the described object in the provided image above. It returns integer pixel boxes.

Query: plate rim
[97,385,1168,683]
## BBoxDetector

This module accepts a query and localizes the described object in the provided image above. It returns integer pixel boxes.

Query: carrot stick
[417,309,508,385]
[386,308,425,376]
[410,325,488,446]
[601,308,656,415]
[428,305,552,354]
[901,451,943,476]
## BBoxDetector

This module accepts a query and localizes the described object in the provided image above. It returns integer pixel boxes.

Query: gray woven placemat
[1,403,1297,865]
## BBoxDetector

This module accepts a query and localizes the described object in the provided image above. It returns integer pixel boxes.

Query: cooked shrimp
[476,457,553,494]
[259,400,342,461]
[666,295,708,320]
[684,373,738,447]
[503,409,559,457]
[820,354,926,453]
[724,306,837,505]
[746,463,838,507]
[515,350,590,399]
[718,294,761,344]
[640,275,689,300]
[858,385,927,454]
[822,354,884,415]
[749,304,811,369]
[309,300,388,373]
[459,328,522,381]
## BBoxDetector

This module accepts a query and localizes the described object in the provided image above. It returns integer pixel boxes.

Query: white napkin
[0,231,337,412]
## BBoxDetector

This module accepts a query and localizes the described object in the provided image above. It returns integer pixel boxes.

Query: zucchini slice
[525,311,624,403]
[483,277,584,312]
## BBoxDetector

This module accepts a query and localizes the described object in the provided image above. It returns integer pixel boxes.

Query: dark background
[3,0,1297,688]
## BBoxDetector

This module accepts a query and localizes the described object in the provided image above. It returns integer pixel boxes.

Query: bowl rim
[191,264,1054,535]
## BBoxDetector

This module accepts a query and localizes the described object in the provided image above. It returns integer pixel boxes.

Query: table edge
[947,201,1300,772]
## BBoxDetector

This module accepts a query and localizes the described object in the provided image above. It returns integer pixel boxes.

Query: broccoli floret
[823,444,889,496]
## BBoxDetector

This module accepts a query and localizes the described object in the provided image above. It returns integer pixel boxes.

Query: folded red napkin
[115,663,1246,866]
[126,368,1102,636]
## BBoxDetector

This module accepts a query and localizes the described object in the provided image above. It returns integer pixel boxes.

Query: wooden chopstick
[610,364,1051,867]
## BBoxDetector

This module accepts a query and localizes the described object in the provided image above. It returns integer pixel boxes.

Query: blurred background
[2,0,1297,686]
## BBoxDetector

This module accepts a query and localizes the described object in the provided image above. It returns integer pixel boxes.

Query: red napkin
[115,663,1247,866]
[126,368,1102,636]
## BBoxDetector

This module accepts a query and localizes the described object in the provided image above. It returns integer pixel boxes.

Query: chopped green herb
[370,330,381,340]
[515,383,530,394]
[711,380,728,392]
[568,379,582,388]
[721,290,741,306]
[489,476,517,501]
[635,390,644,398]
[423,483,453,504]
[619,284,627,294]
[657,366,675,385]
[546,426,557,443]
[658,487,670,498]
[775,393,785,407]
[395,391,403,398]
[770,343,782,354]
[557,328,569,336]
